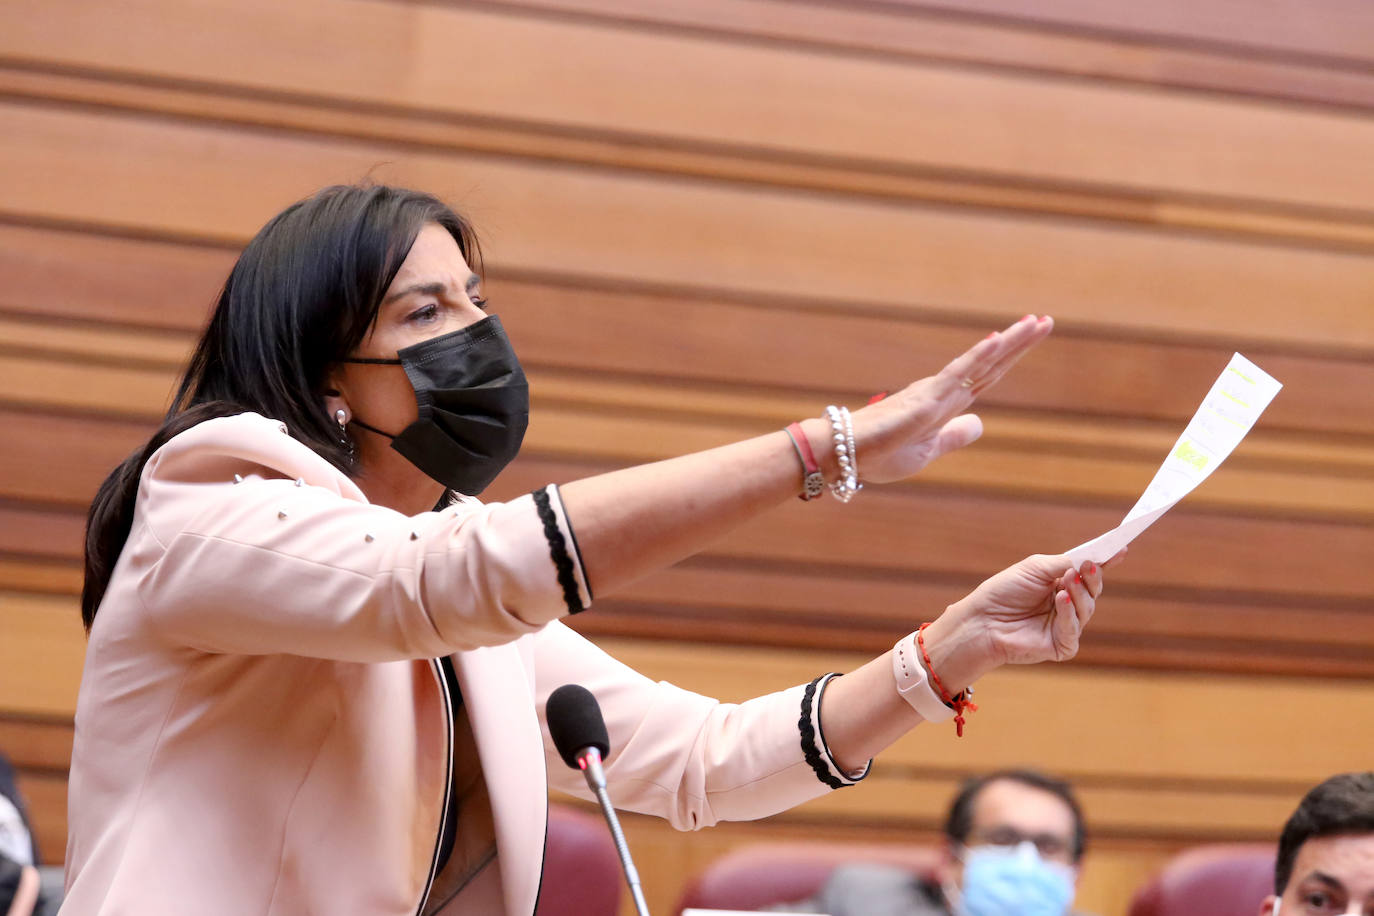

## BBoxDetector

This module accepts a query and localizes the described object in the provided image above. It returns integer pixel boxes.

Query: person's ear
[937,839,961,887]
[1259,894,1281,916]
[322,369,350,431]
[324,394,348,425]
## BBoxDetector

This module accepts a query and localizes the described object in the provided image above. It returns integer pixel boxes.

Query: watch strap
[892,632,955,722]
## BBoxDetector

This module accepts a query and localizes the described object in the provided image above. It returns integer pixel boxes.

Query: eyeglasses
[967,827,1074,863]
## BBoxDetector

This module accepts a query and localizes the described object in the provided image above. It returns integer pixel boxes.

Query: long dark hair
[81,184,481,630]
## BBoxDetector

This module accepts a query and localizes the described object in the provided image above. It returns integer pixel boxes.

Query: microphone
[546,684,651,916]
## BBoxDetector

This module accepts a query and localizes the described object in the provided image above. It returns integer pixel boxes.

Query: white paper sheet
[1066,353,1282,566]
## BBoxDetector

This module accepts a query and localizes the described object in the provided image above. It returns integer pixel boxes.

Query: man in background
[0,752,61,916]
[1261,771,1374,916]
[781,768,1093,916]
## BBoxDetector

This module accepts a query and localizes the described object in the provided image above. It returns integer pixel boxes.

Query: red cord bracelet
[785,422,825,501]
[917,622,978,737]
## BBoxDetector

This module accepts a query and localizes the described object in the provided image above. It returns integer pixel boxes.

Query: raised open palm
[852,314,1054,484]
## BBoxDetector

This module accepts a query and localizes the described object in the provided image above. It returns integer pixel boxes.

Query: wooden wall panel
[494,0,1374,112]
[5,66,1373,256]
[3,104,1374,353]
[4,229,1374,440]
[0,593,84,718]
[897,0,1374,64]
[0,411,153,507]
[0,508,84,563]
[7,0,1374,214]
[0,223,232,330]
[0,3,1370,914]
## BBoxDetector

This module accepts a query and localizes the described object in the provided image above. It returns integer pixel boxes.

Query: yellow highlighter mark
[1228,365,1256,385]
[1204,404,1246,429]
[1173,440,1210,472]
[1220,389,1251,409]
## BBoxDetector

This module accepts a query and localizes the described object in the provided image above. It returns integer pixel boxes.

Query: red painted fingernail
[985,333,997,340]
[1074,573,1083,584]
[1021,314,1035,322]
[867,391,888,405]
[1087,562,1098,574]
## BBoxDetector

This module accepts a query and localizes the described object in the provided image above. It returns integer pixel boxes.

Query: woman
[66,185,1114,916]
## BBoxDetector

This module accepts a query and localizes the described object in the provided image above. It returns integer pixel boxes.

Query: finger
[1078,559,1104,600]
[968,365,1010,397]
[1015,554,1068,591]
[946,319,1052,400]
[937,314,1047,397]
[929,414,984,459]
[1051,588,1080,655]
[937,331,1010,398]
[969,316,1054,394]
[1064,567,1097,630]
[1075,590,1095,631]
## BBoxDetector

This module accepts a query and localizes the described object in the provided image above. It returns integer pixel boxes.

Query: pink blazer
[63,414,862,916]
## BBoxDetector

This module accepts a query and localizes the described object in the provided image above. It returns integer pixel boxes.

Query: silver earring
[335,409,355,461]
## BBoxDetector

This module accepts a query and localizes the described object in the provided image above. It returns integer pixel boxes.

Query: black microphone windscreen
[546,684,611,770]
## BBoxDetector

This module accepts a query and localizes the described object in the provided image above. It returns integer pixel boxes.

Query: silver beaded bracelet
[823,405,861,502]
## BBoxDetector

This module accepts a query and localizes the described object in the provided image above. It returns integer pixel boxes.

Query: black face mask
[343,315,529,495]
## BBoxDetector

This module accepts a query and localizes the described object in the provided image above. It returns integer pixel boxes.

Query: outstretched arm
[558,314,1054,597]
[820,550,1125,773]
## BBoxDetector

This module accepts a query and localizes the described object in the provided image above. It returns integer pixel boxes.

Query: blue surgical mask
[955,841,1076,916]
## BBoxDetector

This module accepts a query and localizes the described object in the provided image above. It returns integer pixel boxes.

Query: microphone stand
[578,747,651,916]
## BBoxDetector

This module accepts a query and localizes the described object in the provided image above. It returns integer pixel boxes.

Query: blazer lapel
[453,641,546,916]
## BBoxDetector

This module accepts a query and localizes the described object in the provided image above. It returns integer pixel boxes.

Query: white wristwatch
[892,633,955,722]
